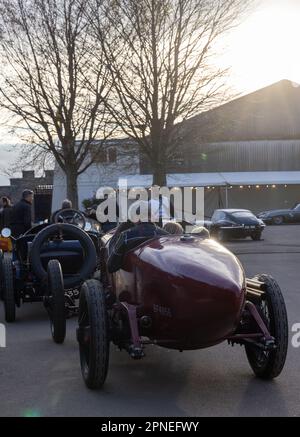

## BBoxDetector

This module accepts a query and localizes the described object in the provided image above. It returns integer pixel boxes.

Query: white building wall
[52,146,140,212]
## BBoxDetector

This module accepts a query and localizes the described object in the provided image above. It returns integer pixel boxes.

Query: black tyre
[245,274,288,379]
[47,260,66,344]
[78,280,109,389]
[2,255,16,323]
[0,250,3,300]
[272,216,284,225]
[251,232,262,241]
[30,224,97,289]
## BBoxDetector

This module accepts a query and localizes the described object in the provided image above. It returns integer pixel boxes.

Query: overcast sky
[0,0,299,185]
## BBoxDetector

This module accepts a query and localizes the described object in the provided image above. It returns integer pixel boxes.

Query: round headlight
[84,222,92,232]
[1,228,11,238]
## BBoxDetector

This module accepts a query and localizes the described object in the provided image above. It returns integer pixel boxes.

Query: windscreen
[231,211,256,219]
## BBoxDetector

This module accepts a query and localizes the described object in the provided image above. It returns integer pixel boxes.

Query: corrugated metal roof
[182,80,300,143]
[119,171,300,188]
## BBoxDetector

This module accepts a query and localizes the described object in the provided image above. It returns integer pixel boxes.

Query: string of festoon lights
[129,185,289,192]
[204,185,289,190]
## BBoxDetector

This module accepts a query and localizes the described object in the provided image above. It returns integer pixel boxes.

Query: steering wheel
[52,209,86,230]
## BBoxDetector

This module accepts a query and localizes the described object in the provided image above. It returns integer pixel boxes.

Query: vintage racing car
[76,223,288,389]
[0,209,101,343]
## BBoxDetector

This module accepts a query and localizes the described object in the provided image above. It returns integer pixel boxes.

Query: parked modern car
[210,209,265,242]
[257,203,300,225]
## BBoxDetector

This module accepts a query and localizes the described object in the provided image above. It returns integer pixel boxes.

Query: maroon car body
[101,233,245,350]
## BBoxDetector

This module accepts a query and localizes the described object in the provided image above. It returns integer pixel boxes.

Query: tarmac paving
[0,225,299,417]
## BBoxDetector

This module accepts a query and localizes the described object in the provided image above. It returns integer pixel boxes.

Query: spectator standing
[0,196,12,230]
[10,190,34,237]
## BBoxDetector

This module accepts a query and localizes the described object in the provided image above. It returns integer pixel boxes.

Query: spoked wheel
[47,260,66,344]
[245,274,288,379]
[3,255,16,323]
[77,280,110,389]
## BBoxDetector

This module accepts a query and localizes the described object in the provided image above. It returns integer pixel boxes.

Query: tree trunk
[151,139,167,186]
[153,164,167,186]
[65,166,79,210]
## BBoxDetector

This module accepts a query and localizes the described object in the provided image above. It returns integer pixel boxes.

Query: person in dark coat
[0,197,12,230]
[10,190,34,237]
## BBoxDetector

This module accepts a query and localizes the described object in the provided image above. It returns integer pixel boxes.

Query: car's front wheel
[272,216,284,225]
[77,280,110,389]
[251,231,262,241]
[0,250,4,301]
[245,274,288,379]
[47,260,66,344]
[3,255,16,323]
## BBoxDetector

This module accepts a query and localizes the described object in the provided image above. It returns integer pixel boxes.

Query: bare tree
[0,0,112,208]
[91,0,252,185]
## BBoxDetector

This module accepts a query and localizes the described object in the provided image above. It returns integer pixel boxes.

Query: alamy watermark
[95,180,204,225]
[292,323,300,348]
[0,324,6,348]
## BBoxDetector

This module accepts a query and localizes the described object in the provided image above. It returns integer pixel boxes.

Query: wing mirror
[1,228,12,238]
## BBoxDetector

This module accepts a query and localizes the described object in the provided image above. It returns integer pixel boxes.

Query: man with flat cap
[10,189,34,237]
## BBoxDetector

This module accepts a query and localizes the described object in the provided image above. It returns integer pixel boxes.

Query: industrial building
[52,79,300,216]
